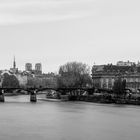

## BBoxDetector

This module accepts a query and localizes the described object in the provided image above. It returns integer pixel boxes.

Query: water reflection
[0,95,140,140]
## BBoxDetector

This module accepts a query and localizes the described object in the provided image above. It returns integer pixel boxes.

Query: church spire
[13,56,16,69]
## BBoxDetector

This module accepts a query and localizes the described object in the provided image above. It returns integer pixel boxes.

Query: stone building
[16,73,28,88]
[25,63,42,75]
[35,63,42,75]
[92,64,140,91]
[117,60,135,66]
[25,63,32,71]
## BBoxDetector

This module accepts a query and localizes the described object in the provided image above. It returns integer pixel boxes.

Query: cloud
[0,0,93,25]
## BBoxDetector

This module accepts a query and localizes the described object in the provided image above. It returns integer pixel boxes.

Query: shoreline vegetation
[6,91,140,105]
[45,90,140,105]
[61,94,140,105]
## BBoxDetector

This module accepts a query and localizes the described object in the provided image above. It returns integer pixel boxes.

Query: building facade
[35,63,42,75]
[117,60,135,66]
[16,74,28,88]
[25,63,32,71]
[92,63,140,92]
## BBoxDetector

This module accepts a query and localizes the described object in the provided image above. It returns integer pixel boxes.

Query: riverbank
[3,92,140,105]
[71,95,140,105]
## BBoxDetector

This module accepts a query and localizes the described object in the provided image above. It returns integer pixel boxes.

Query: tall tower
[35,63,42,75]
[25,63,32,71]
[10,56,18,74]
[13,56,16,69]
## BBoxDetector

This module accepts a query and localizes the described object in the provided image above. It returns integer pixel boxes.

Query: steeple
[13,56,16,69]
[10,56,18,74]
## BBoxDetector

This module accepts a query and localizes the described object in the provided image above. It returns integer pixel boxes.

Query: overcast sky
[0,0,140,73]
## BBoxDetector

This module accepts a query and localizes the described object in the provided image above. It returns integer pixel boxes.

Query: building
[117,61,135,66]
[0,56,29,88]
[35,63,42,75]
[16,74,27,88]
[25,63,32,71]
[25,62,43,76]
[92,63,140,92]
[35,63,42,71]
[26,72,58,88]
[10,56,18,74]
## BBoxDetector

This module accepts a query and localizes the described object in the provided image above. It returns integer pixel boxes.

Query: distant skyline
[0,0,140,73]
[3,56,140,73]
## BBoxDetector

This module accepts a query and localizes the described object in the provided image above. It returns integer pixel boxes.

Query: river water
[0,95,140,140]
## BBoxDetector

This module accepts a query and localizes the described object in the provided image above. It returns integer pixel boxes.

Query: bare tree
[58,62,92,88]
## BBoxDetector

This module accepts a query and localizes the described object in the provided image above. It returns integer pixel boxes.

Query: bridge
[0,87,95,102]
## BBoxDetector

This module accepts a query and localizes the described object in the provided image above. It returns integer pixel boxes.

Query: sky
[0,0,140,73]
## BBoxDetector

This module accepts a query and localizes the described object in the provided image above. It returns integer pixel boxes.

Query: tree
[2,73,20,88]
[113,77,126,97]
[57,62,92,88]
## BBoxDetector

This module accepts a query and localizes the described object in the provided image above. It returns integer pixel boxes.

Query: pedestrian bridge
[0,87,95,102]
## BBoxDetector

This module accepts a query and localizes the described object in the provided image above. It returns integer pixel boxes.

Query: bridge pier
[0,90,5,102]
[30,90,37,102]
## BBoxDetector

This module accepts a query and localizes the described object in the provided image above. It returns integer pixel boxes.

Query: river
[0,95,140,140]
